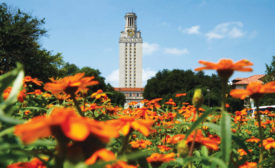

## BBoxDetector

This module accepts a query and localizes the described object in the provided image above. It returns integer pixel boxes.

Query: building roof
[233,74,265,85]
[114,88,144,92]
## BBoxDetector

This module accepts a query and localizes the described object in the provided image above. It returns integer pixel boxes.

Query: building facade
[116,12,144,107]
[119,12,142,88]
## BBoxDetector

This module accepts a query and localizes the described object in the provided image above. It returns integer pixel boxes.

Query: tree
[263,56,275,82]
[144,69,222,106]
[260,56,275,105]
[78,67,125,106]
[58,63,80,77]
[0,3,63,81]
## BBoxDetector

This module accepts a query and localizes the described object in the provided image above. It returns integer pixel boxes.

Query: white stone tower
[119,12,143,88]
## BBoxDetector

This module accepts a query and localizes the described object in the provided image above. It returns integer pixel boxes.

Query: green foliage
[263,56,275,83]
[144,69,222,106]
[0,3,63,81]
[260,56,275,105]
[78,67,125,106]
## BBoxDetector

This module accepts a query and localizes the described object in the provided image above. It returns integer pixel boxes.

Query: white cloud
[206,22,244,40]
[248,30,257,39]
[206,32,224,39]
[142,69,157,86]
[179,25,200,34]
[229,27,243,38]
[164,48,189,55]
[106,69,157,87]
[106,69,119,87]
[143,42,159,55]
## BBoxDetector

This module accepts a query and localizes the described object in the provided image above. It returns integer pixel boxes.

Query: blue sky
[3,0,275,86]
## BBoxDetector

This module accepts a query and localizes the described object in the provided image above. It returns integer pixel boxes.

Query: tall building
[115,12,144,106]
[119,12,142,88]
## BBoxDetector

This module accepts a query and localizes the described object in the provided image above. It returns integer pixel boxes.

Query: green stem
[255,99,264,166]
[220,77,232,165]
[188,130,198,157]
[221,78,227,112]
[188,107,199,157]
[71,93,84,117]
[119,129,132,155]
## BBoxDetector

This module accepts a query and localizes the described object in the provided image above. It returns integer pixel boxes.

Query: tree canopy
[0,3,125,106]
[0,3,64,81]
[260,56,275,105]
[144,69,223,107]
[263,56,275,83]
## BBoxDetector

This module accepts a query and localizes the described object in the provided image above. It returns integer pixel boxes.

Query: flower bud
[177,140,189,157]
[192,89,204,108]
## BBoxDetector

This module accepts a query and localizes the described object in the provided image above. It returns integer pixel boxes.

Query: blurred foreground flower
[15,107,119,144]
[195,59,253,79]
[239,162,257,168]
[230,81,275,100]
[85,148,115,165]
[7,158,46,168]
[107,116,154,136]
[147,153,175,167]
[44,73,98,95]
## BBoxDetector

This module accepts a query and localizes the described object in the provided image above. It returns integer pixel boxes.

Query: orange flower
[24,76,43,86]
[175,93,187,97]
[238,149,248,156]
[24,110,31,115]
[162,135,172,144]
[157,145,172,152]
[146,153,175,163]
[42,92,52,98]
[85,148,116,165]
[230,81,275,100]
[7,158,46,168]
[225,103,230,108]
[107,116,154,136]
[262,138,275,150]
[246,136,260,143]
[105,161,138,168]
[128,101,138,106]
[91,89,108,100]
[130,139,152,149]
[27,89,43,95]
[165,98,176,106]
[195,59,253,79]
[171,134,185,144]
[15,107,119,144]
[44,73,98,95]
[239,162,257,168]
[186,130,220,151]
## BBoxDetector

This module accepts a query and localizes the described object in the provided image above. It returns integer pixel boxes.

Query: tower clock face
[127,29,135,37]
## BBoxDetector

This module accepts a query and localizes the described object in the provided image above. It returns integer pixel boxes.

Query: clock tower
[116,12,144,106]
[119,12,142,88]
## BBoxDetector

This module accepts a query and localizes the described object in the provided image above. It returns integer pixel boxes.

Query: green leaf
[203,122,221,136]
[201,146,208,157]
[64,161,88,168]
[0,63,24,99]
[0,126,14,137]
[21,106,48,111]
[0,63,24,112]
[220,111,232,165]
[200,157,227,168]
[184,108,213,140]
[5,65,24,105]
[118,150,148,161]
[0,111,23,124]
